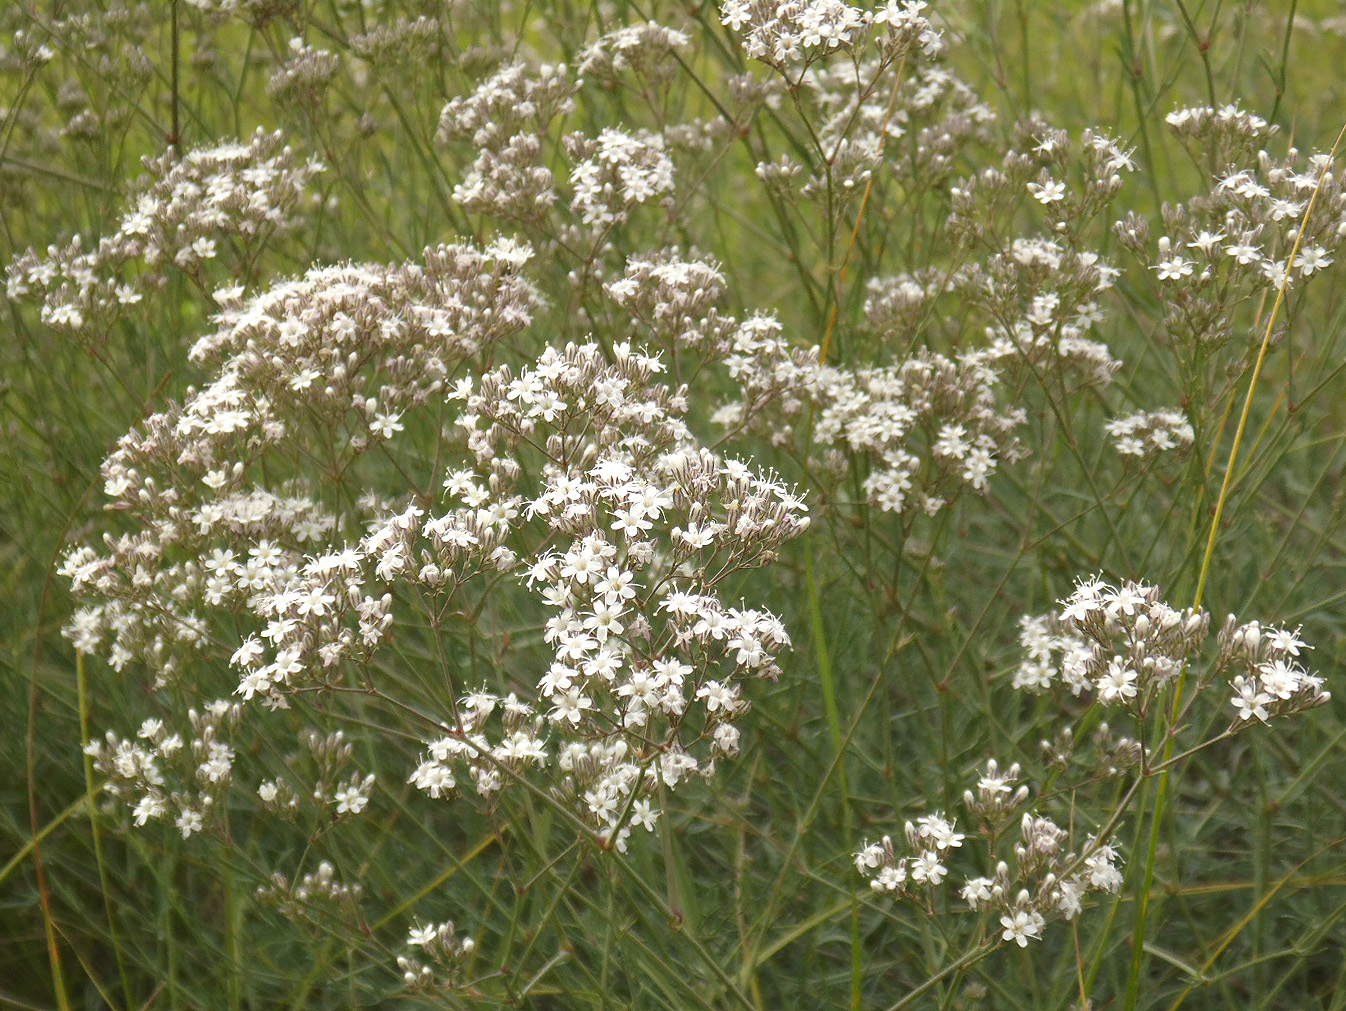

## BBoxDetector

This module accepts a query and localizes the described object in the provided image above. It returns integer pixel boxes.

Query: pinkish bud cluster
[856,760,1124,945]
[83,700,240,839]
[7,130,323,345]
[438,63,577,222]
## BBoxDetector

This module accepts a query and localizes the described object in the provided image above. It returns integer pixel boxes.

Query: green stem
[806,534,862,1009]
[77,654,134,1010]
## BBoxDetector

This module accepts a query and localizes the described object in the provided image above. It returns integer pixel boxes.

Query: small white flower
[1027,179,1066,204]
[1097,657,1138,703]
[407,923,437,946]
[1231,675,1271,722]
[999,909,1044,947]
[370,412,404,439]
[909,850,947,885]
[1296,245,1332,276]
[1154,257,1195,281]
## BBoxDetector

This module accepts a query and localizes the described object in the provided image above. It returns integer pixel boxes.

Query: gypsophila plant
[6,2,1346,1009]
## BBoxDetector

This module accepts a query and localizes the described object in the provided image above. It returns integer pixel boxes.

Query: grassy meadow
[3,1,1346,1009]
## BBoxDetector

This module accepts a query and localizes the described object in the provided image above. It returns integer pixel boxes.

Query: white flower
[1097,657,1138,703]
[1224,241,1261,264]
[549,687,593,726]
[175,807,204,839]
[961,877,994,909]
[630,799,659,831]
[132,794,166,826]
[1266,627,1307,656]
[407,923,437,946]
[1297,245,1333,276]
[1258,659,1302,700]
[909,850,947,885]
[999,909,1044,947]
[696,680,736,713]
[914,813,964,851]
[1154,257,1194,281]
[334,783,370,815]
[1027,179,1066,204]
[370,412,404,439]
[872,863,907,893]
[1231,675,1271,722]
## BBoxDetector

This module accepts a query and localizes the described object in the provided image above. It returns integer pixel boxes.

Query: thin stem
[1124,121,1346,1011]
[77,654,134,1010]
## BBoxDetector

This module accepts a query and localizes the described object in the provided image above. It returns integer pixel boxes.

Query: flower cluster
[719,327,1030,516]
[578,21,691,84]
[399,919,475,992]
[866,244,1123,399]
[5,26,55,70]
[23,10,155,143]
[438,62,577,222]
[723,10,954,214]
[855,760,1124,945]
[1039,723,1143,779]
[1164,102,1274,170]
[7,130,323,345]
[721,0,940,72]
[59,182,811,848]
[348,16,447,71]
[1104,409,1195,461]
[83,700,240,838]
[565,127,675,230]
[604,251,736,354]
[799,56,988,203]
[402,339,810,849]
[1014,577,1329,726]
[257,728,376,820]
[439,62,577,150]
[860,270,940,344]
[969,238,1125,392]
[944,125,1133,394]
[1114,122,1345,350]
[266,38,340,109]
[720,0,875,68]
[60,239,538,698]
[604,252,815,419]
[947,119,1134,250]
[1218,616,1331,724]
[808,350,1028,515]
[1014,580,1209,706]
[256,860,363,924]
[888,65,995,185]
[714,316,819,441]
[854,812,964,893]
[602,252,819,443]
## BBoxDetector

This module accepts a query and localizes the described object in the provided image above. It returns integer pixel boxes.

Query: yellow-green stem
[1123,122,1346,1011]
